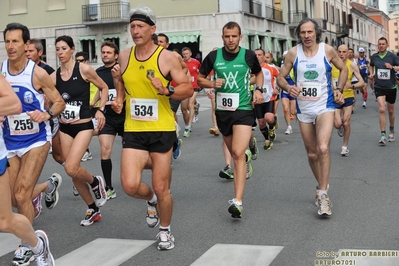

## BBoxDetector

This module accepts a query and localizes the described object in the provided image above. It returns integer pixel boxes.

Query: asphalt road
[1,89,399,266]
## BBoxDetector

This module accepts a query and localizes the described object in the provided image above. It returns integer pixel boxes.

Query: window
[395,22,398,26]
[79,37,97,63]
[47,0,66,10]
[395,30,398,34]
[395,38,398,41]
[9,0,27,14]
[40,39,48,62]
[103,37,120,50]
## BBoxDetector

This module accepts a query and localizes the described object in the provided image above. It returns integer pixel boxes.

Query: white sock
[159,225,171,231]
[30,237,43,255]
[318,190,327,199]
[149,193,157,204]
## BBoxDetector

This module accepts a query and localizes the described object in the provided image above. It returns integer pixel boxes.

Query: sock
[159,225,171,231]
[88,202,99,212]
[363,91,368,101]
[318,190,327,199]
[101,159,112,189]
[389,127,394,133]
[149,193,157,204]
[381,131,386,136]
[260,127,269,140]
[30,238,43,255]
[45,179,55,193]
[342,146,347,150]
[269,120,276,130]
[90,176,99,189]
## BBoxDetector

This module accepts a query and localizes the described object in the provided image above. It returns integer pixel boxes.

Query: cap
[283,51,288,56]
[358,47,365,52]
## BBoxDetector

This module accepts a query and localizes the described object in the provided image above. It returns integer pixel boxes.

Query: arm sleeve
[246,50,261,75]
[199,51,217,77]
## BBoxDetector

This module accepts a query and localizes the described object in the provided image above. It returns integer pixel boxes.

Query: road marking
[55,238,154,266]
[191,244,284,266]
[0,233,20,257]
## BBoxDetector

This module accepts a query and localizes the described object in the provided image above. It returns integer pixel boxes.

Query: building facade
[0,0,388,68]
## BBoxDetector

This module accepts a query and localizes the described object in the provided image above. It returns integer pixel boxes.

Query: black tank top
[56,62,91,120]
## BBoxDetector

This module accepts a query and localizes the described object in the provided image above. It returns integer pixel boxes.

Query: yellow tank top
[122,46,174,132]
[332,59,354,99]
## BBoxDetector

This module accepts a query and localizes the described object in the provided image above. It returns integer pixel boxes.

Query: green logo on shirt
[304,70,319,80]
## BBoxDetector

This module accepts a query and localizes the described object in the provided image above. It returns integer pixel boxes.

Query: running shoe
[146,201,160,228]
[173,139,182,160]
[192,116,198,123]
[388,133,395,142]
[33,193,43,219]
[34,230,55,266]
[245,149,253,179]
[249,137,259,160]
[228,198,243,218]
[264,140,273,150]
[285,126,293,135]
[106,188,116,200]
[379,135,387,145]
[156,230,175,250]
[219,165,234,179]
[12,245,34,266]
[362,101,367,108]
[44,173,62,209]
[340,147,349,157]
[92,176,107,207]
[290,114,295,120]
[183,128,190,138]
[80,208,101,226]
[315,184,329,206]
[72,185,79,196]
[81,150,93,162]
[274,115,279,129]
[317,194,332,216]
[209,127,220,136]
[337,125,344,137]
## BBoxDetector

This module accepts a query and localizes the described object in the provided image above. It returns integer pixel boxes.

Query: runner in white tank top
[277,18,347,217]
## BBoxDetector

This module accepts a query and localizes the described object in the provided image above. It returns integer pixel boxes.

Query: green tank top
[213,48,252,111]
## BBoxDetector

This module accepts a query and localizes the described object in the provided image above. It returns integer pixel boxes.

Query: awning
[274,38,281,54]
[264,36,273,52]
[286,37,293,50]
[102,34,120,40]
[251,35,261,50]
[78,35,96,41]
[164,31,201,44]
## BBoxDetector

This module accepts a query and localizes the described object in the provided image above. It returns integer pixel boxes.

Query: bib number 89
[222,98,233,107]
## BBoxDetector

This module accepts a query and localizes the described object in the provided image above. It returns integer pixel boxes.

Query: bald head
[337,45,348,61]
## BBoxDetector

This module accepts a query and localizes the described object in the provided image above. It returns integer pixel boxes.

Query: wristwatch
[165,86,175,97]
[98,107,106,114]
[46,109,54,119]
[255,86,263,93]
[336,88,343,93]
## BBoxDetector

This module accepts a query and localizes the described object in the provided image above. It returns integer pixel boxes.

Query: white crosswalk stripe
[0,233,20,257]
[191,244,284,266]
[56,238,154,266]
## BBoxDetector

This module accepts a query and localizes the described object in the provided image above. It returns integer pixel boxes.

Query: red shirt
[184,58,201,89]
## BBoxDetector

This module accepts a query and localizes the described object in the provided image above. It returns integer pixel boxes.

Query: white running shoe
[285,126,293,135]
[317,194,332,216]
[156,230,175,250]
[34,230,55,266]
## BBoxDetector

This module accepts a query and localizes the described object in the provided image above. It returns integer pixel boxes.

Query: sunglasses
[76,59,85,62]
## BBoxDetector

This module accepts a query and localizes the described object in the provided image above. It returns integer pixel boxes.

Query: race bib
[8,113,39,135]
[61,104,81,123]
[377,69,390,80]
[297,82,322,101]
[332,78,338,89]
[130,98,158,121]
[106,89,117,105]
[216,92,239,111]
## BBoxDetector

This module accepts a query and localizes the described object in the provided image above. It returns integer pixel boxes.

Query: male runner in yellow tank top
[332,45,364,156]
[112,6,193,251]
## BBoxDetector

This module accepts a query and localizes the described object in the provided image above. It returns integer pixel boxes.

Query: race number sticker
[377,69,390,80]
[61,104,81,123]
[106,89,117,105]
[297,82,322,101]
[262,85,272,103]
[8,113,39,135]
[216,92,239,111]
[130,98,158,121]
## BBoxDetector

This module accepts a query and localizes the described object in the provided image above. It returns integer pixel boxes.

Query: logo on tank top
[304,70,319,80]
[23,91,34,104]
[223,71,239,89]
[62,93,70,101]
[2,72,6,78]
[147,69,155,78]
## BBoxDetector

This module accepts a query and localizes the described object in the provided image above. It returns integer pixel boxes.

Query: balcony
[288,11,308,28]
[242,0,262,17]
[265,5,283,22]
[337,24,349,38]
[314,18,327,31]
[82,2,130,25]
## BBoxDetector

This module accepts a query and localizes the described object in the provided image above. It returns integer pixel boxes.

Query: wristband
[255,86,263,93]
